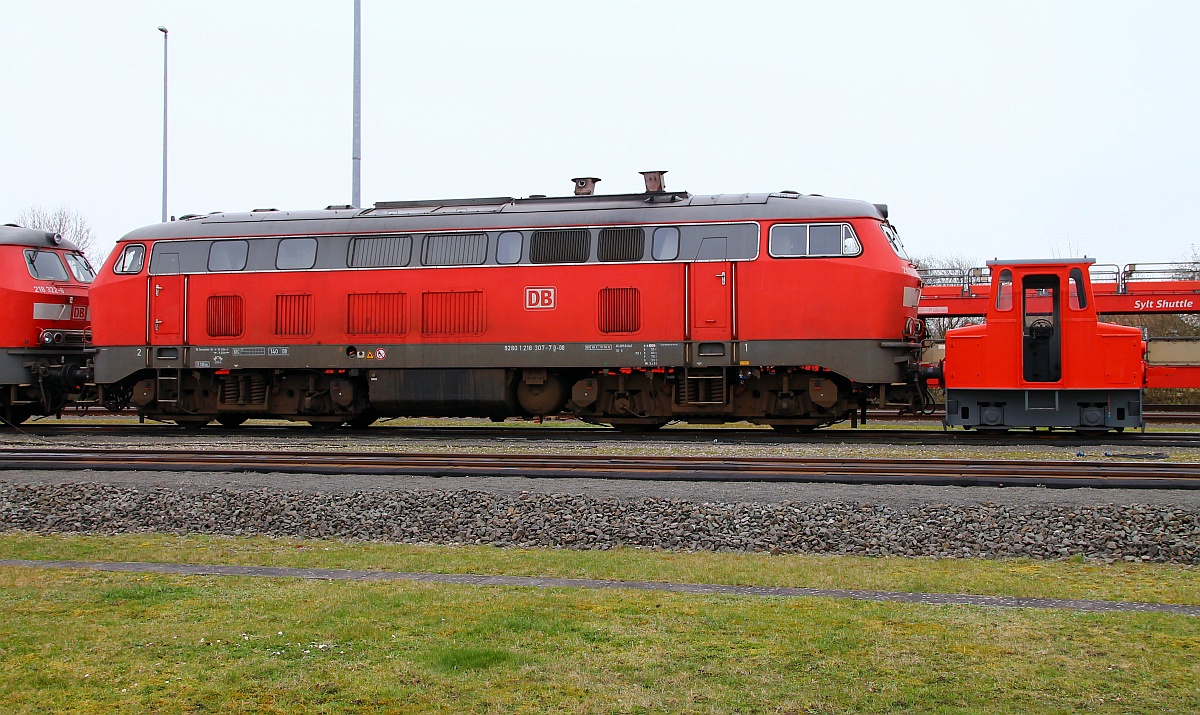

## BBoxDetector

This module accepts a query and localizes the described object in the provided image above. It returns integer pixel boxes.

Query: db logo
[525,286,556,310]
[71,305,88,321]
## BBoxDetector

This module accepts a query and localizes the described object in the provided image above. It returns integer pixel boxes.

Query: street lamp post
[158,25,169,223]
[351,0,361,208]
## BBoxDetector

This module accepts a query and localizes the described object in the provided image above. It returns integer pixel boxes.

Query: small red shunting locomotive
[938,259,1145,431]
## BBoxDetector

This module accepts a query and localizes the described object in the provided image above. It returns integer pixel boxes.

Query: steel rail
[1,447,1197,489]
[9,423,1200,448]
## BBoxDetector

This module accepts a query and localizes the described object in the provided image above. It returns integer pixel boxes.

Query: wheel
[174,418,211,430]
[770,424,818,434]
[610,421,668,434]
[1,406,32,427]
[307,420,346,430]
[216,414,248,428]
[346,410,378,429]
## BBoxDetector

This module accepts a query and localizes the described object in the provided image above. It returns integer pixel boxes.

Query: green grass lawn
[2,534,1198,713]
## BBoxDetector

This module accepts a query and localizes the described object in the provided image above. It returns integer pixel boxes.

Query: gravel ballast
[2,481,1197,563]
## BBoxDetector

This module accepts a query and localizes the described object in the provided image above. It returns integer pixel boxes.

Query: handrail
[921,262,1200,295]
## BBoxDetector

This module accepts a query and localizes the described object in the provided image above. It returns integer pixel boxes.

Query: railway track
[1,447,1197,489]
[8,421,1200,449]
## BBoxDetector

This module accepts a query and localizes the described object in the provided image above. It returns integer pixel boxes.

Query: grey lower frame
[95,339,914,385]
[944,389,1144,430]
[0,351,34,385]
[0,349,90,386]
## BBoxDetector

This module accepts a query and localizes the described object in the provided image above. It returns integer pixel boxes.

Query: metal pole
[352,0,361,208]
[158,26,169,223]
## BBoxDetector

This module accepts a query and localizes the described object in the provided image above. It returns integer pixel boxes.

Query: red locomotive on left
[0,224,93,424]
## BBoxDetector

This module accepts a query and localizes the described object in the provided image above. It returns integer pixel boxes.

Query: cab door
[149,274,185,345]
[1021,274,1061,383]
[688,261,734,341]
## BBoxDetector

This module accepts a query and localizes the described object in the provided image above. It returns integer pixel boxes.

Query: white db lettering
[525,286,556,310]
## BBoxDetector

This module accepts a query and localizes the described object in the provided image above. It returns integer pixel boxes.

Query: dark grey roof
[0,224,82,250]
[118,191,888,241]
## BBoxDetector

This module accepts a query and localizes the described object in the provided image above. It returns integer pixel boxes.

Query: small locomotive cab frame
[940,258,1145,431]
[0,224,95,424]
[90,185,924,431]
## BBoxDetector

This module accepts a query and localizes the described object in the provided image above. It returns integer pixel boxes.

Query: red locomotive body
[90,185,923,430]
[940,259,1145,430]
[0,224,94,423]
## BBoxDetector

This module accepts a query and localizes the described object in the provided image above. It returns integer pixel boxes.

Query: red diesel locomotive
[0,224,94,424]
[90,176,924,430]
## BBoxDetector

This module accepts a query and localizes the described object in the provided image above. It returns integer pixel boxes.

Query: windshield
[881,223,910,261]
[64,252,96,283]
[24,249,70,281]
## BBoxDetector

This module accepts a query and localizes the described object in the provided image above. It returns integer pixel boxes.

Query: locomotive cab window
[882,223,909,260]
[276,237,318,270]
[208,240,249,272]
[24,249,69,281]
[768,223,861,258]
[496,231,523,265]
[113,244,146,274]
[65,252,96,283]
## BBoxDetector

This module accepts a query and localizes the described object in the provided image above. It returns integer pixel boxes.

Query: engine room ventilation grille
[206,294,244,337]
[422,291,484,335]
[530,229,590,264]
[347,292,408,335]
[598,228,645,262]
[275,293,314,337]
[349,234,412,268]
[422,233,488,266]
[598,287,641,334]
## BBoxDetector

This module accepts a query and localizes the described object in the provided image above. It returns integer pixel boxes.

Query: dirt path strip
[2,559,1197,616]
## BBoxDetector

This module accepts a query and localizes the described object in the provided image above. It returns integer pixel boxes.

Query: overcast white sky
[2,1,1197,268]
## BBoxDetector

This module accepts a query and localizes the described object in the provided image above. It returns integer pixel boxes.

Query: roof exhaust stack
[572,177,600,196]
[640,170,667,193]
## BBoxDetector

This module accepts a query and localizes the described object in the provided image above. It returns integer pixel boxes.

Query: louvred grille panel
[275,294,314,337]
[206,295,244,337]
[422,291,484,335]
[598,287,641,333]
[347,292,408,335]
